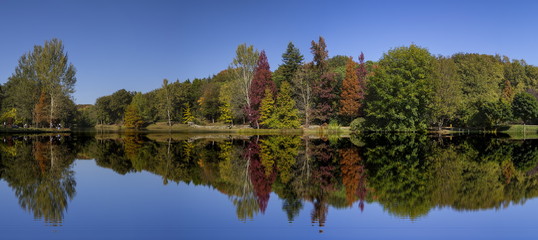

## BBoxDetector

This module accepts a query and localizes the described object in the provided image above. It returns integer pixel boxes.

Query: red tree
[356,52,367,113]
[312,72,337,124]
[245,139,276,213]
[339,57,360,121]
[247,51,276,128]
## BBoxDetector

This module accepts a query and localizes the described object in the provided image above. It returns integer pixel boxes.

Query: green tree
[3,39,76,126]
[182,103,195,124]
[124,103,144,130]
[259,88,275,128]
[274,42,304,87]
[364,45,436,131]
[471,100,512,127]
[269,81,300,129]
[453,53,504,124]
[431,57,462,128]
[162,79,173,126]
[229,44,259,117]
[37,39,77,128]
[512,92,538,124]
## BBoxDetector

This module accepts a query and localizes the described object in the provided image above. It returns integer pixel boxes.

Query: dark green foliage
[275,42,303,87]
[512,92,538,124]
[94,89,134,124]
[3,38,76,126]
[364,45,436,131]
[470,100,512,128]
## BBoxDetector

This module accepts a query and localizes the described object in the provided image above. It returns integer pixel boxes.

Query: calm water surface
[0,134,537,239]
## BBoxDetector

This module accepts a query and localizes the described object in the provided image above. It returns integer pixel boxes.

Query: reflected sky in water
[0,134,537,239]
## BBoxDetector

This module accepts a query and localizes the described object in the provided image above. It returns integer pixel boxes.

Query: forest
[2,38,538,131]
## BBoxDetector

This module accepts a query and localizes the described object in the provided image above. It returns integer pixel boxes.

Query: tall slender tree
[229,44,259,120]
[247,51,275,128]
[162,79,173,127]
[311,36,329,75]
[37,39,77,128]
[339,57,360,123]
[292,64,315,127]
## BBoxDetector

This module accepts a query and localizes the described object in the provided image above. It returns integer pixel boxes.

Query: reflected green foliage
[2,134,538,225]
[0,136,77,225]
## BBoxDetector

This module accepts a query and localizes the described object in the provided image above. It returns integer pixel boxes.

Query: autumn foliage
[247,51,276,128]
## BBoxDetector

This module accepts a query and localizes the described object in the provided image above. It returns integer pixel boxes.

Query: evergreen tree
[339,57,361,123]
[270,81,300,129]
[259,88,275,128]
[278,42,304,86]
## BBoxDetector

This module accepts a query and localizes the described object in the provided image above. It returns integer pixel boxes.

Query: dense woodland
[2,38,538,131]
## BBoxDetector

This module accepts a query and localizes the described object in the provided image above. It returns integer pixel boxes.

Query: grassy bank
[91,122,352,136]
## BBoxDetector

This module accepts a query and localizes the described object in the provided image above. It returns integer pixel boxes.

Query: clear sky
[1,0,537,104]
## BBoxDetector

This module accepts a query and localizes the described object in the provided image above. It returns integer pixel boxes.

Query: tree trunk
[49,95,55,128]
[167,109,171,127]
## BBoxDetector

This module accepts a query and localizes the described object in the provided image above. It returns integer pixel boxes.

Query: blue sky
[1,0,537,104]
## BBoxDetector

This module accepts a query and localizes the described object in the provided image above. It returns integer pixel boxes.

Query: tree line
[2,38,538,130]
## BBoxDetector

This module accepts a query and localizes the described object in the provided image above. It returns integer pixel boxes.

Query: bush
[350,118,365,132]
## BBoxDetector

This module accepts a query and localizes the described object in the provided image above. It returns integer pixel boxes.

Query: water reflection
[1,134,538,226]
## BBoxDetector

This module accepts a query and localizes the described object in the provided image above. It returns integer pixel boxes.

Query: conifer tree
[339,57,361,123]
[278,42,304,85]
[271,81,300,129]
[259,88,275,128]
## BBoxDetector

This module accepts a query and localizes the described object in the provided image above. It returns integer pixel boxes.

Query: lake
[0,133,537,239]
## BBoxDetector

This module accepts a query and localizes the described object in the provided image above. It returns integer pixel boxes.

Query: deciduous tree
[339,57,361,123]
[247,51,275,128]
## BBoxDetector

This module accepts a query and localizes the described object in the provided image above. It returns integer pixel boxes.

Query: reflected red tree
[246,138,276,213]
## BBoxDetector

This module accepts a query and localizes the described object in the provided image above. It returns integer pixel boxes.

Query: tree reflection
[3,133,538,226]
[0,136,76,226]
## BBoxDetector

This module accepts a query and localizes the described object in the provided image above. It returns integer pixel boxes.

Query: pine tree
[247,51,275,128]
[339,57,361,123]
[182,103,195,124]
[124,103,144,129]
[259,88,275,128]
[279,42,304,85]
[271,81,300,129]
